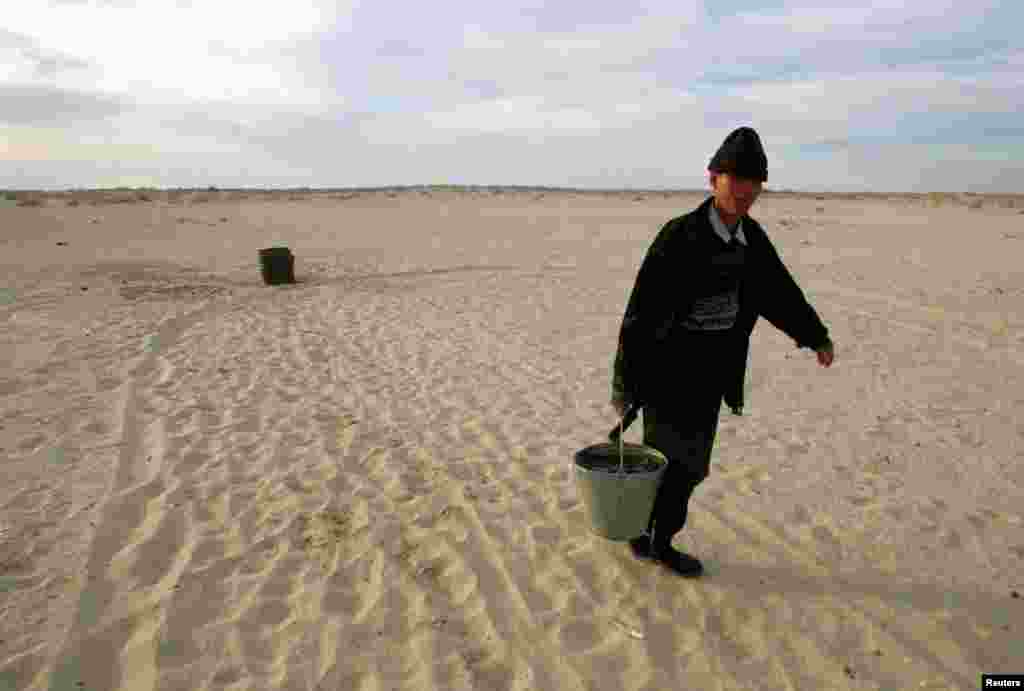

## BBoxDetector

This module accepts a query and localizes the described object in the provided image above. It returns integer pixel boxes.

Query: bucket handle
[608,402,641,476]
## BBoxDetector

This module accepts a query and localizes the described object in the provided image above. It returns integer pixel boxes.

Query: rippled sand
[1,188,1022,690]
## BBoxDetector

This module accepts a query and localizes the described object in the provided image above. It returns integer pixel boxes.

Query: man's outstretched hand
[816,338,835,368]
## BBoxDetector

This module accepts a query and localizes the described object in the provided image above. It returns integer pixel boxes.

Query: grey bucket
[573,405,667,541]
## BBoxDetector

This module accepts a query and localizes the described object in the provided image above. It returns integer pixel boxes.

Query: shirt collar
[708,199,747,246]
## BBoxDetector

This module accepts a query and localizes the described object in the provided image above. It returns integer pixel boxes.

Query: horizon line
[3,185,1022,198]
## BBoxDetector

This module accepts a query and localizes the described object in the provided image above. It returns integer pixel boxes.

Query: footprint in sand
[16,432,47,453]
[918,496,949,522]
[79,418,110,435]
[834,464,856,483]
[811,523,843,562]
[942,528,964,550]
[789,504,813,525]
[882,502,909,521]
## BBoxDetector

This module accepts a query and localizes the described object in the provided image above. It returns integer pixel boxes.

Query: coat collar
[706,196,748,246]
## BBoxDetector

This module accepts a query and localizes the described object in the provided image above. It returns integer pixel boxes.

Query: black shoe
[652,544,703,578]
[629,535,654,560]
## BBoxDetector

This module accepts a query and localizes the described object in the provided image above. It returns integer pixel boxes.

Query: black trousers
[641,378,724,549]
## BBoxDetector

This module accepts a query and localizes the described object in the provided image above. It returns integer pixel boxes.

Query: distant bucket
[259,247,295,285]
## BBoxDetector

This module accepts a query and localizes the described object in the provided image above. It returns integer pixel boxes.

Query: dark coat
[612,196,830,411]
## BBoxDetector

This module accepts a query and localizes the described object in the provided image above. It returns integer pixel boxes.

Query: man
[610,126,835,577]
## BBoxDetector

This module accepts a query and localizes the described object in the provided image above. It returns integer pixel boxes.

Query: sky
[1,0,1022,193]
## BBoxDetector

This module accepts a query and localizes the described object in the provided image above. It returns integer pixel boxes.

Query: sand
[1,187,1022,690]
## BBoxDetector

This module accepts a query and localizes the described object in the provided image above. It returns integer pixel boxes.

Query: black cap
[708,127,768,182]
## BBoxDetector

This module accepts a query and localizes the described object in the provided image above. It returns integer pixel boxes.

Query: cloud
[2,0,1023,191]
[0,83,126,125]
[0,28,91,80]
[422,98,604,134]
[690,0,1010,84]
[3,0,352,107]
[733,70,1021,119]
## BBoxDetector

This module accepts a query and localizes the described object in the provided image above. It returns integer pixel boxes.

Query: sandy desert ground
[1,187,1023,690]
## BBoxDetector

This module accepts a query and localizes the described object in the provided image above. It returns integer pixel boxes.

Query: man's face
[710,172,762,217]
